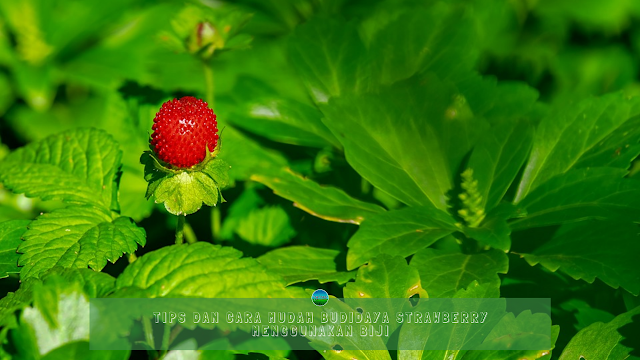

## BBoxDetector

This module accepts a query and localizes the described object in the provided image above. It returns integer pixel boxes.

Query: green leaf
[220,77,340,148]
[142,153,230,216]
[559,305,640,360]
[515,92,640,202]
[344,253,426,345]
[344,254,427,299]
[410,248,508,298]
[18,205,146,279]
[368,6,477,85]
[521,220,640,295]
[574,110,640,170]
[0,279,36,328]
[397,282,501,360]
[10,270,124,360]
[0,268,115,332]
[217,126,289,182]
[235,206,296,247]
[463,204,516,252]
[219,186,264,240]
[258,246,354,285]
[461,324,559,360]
[289,17,369,102]
[467,120,534,211]
[510,167,640,230]
[560,299,615,331]
[346,206,459,270]
[164,349,234,360]
[319,77,488,210]
[252,168,385,224]
[115,242,300,298]
[0,128,122,210]
[41,342,130,360]
[0,220,29,278]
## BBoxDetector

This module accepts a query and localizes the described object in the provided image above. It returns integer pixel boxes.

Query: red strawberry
[151,96,219,168]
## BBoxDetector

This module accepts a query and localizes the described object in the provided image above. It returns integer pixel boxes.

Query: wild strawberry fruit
[150,96,219,168]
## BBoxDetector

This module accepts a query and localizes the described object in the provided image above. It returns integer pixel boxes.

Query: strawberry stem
[203,61,214,107]
[175,215,186,244]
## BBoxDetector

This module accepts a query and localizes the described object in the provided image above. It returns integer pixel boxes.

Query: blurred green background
[1,0,640,358]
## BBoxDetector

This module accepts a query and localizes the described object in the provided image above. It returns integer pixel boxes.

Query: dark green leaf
[221,77,339,147]
[289,17,369,102]
[559,306,640,360]
[467,120,534,211]
[258,246,354,285]
[511,167,640,230]
[515,92,640,202]
[521,220,640,295]
[347,206,459,270]
[368,6,477,85]
[320,77,489,210]
[410,248,508,298]
[0,220,29,278]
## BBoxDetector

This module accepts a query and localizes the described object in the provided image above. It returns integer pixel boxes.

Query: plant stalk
[203,61,214,107]
[142,316,155,349]
[175,215,186,244]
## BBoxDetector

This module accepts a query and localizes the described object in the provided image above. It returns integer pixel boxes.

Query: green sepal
[140,150,230,216]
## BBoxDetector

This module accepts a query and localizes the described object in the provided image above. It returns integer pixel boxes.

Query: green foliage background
[0,0,640,359]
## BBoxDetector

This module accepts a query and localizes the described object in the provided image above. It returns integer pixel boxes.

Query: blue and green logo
[311,289,329,306]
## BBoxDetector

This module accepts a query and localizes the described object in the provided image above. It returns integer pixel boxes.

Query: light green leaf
[1,268,115,331]
[467,120,534,211]
[461,324,559,360]
[115,242,301,298]
[510,167,640,230]
[521,220,640,295]
[252,168,385,225]
[18,205,146,279]
[15,291,89,357]
[143,153,230,216]
[559,305,640,360]
[346,206,459,270]
[0,220,30,278]
[310,255,419,360]
[410,248,508,298]
[153,170,223,215]
[0,128,122,210]
[515,92,640,202]
[258,246,354,285]
[344,254,427,299]
[235,206,296,247]
[10,270,125,360]
[219,186,264,240]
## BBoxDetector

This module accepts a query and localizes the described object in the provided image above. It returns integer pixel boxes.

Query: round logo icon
[311,289,329,306]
